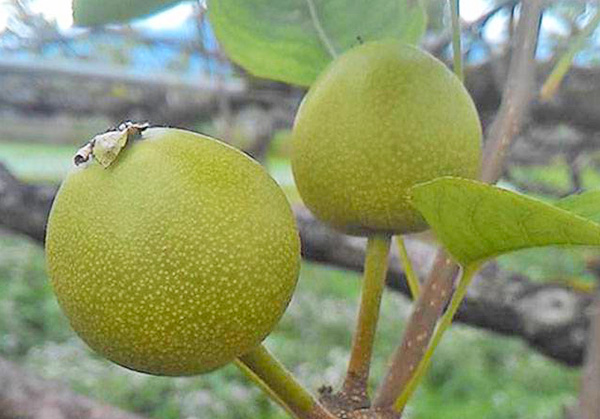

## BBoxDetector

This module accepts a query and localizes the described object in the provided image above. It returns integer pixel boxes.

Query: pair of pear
[45,41,481,376]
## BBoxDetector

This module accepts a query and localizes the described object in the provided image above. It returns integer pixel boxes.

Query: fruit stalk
[342,234,392,398]
[237,344,335,419]
[234,358,300,418]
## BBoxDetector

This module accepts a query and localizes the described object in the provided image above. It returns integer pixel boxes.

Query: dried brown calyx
[74,121,149,168]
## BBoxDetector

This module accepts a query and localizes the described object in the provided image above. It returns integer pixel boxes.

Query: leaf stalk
[396,236,420,299]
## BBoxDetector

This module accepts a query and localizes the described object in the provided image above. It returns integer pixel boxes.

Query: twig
[393,264,481,412]
[566,151,583,195]
[450,0,464,82]
[427,0,517,55]
[373,251,458,408]
[480,0,543,183]
[373,0,544,410]
[540,7,600,102]
[305,0,338,59]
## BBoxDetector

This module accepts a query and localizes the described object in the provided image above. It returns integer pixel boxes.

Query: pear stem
[234,358,300,418]
[342,234,392,398]
[236,344,335,419]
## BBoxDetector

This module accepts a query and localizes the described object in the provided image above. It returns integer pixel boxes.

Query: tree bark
[0,163,57,243]
[577,289,600,418]
[3,57,600,134]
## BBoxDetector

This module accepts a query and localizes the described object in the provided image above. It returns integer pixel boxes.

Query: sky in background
[0,0,523,34]
[0,0,197,32]
[0,0,594,59]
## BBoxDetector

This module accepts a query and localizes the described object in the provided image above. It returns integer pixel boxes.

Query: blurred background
[1,0,599,418]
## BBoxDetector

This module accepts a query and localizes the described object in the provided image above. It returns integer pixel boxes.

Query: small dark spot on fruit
[74,155,86,165]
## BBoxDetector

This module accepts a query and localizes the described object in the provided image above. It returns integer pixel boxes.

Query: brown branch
[0,356,145,419]
[579,298,600,418]
[373,0,544,410]
[577,259,600,419]
[480,1,542,183]
[0,162,57,243]
[5,56,600,135]
[372,249,457,409]
[0,57,300,127]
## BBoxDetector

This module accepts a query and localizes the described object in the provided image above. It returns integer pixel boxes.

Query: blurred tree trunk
[578,288,600,419]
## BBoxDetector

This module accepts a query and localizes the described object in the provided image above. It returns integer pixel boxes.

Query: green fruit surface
[291,40,482,235]
[46,128,300,376]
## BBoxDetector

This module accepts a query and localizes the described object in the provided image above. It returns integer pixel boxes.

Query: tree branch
[577,261,600,419]
[480,1,542,183]
[0,163,57,243]
[4,56,600,133]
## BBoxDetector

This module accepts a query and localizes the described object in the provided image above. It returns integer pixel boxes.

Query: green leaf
[73,0,182,26]
[410,177,600,267]
[208,0,427,86]
[555,190,600,224]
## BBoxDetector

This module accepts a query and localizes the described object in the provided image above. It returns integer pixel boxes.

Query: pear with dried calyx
[46,124,300,376]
